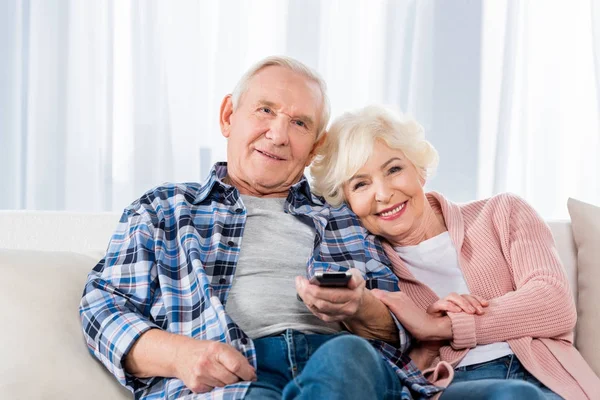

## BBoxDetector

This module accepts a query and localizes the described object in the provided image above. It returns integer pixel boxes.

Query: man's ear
[220,94,234,138]
[306,131,328,166]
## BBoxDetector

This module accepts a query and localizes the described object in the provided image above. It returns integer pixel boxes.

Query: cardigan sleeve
[449,194,577,350]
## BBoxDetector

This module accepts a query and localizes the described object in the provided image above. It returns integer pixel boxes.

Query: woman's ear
[419,171,427,186]
[220,94,234,138]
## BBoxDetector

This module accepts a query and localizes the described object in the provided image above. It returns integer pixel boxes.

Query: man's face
[220,66,323,196]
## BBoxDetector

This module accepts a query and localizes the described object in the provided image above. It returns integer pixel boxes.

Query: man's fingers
[188,382,214,394]
[310,298,358,316]
[195,374,227,390]
[298,270,365,306]
[217,347,257,382]
[346,269,365,290]
[206,358,243,386]
[303,281,363,305]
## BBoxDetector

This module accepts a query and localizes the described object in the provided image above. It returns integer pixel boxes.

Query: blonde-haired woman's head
[310,105,439,207]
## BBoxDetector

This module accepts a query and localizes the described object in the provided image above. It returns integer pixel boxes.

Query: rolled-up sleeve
[364,255,412,353]
[79,206,161,391]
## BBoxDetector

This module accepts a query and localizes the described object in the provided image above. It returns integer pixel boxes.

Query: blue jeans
[440,354,563,399]
[244,329,403,399]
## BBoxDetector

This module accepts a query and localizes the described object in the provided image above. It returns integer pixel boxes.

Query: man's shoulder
[322,202,374,240]
[135,182,203,206]
[324,202,362,225]
[124,182,207,220]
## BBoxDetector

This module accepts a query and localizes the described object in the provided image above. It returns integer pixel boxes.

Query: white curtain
[478,0,600,218]
[2,0,598,218]
[2,0,453,211]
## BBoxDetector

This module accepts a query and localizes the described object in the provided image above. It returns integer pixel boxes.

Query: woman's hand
[372,290,452,341]
[427,293,489,316]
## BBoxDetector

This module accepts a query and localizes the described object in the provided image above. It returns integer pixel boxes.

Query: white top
[395,232,513,368]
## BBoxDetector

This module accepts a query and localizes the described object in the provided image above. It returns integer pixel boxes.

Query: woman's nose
[375,190,393,203]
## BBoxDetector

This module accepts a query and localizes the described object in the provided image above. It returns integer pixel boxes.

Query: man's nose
[265,117,290,146]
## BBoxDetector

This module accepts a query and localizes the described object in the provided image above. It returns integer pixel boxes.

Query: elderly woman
[310,105,600,399]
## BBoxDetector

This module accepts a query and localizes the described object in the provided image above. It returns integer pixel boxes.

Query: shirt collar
[194,162,326,208]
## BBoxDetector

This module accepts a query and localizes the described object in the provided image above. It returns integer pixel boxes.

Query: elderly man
[79,56,442,399]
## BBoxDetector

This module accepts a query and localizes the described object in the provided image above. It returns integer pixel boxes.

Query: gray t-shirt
[225,195,342,338]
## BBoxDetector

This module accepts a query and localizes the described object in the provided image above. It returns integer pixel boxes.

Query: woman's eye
[352,182,366,191]
[388,166,402,174]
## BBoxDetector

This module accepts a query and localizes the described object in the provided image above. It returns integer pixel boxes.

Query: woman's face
[343,140,427,242]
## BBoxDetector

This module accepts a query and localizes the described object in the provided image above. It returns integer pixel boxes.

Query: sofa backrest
[0,211,579,297]
[547,220,578,302]
[0,210,121,258]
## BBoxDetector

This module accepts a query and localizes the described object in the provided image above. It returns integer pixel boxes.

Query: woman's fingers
[445,293,478,314]
[427,293,490,315]
[427,300,462,314]
[461,294,486,314]
[470,294,490,307]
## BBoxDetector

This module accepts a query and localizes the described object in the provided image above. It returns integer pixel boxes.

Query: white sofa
[0,199,599,399]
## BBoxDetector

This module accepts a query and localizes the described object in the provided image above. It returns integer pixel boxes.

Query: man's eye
[260,107,273,114]
[293,120,306,128]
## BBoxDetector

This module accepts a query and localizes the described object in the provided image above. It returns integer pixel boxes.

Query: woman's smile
[377,201,408,220]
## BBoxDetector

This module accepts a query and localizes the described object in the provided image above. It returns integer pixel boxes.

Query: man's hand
[124,330,256,394]
[409,341,443,371]
[295,269,366,322]
[174,339,257,393]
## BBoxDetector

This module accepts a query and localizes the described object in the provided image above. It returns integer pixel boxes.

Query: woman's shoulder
[451,192,531,213]
[438,192,537,229]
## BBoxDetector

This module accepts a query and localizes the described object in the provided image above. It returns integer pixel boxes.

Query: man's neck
[223,175,290,198]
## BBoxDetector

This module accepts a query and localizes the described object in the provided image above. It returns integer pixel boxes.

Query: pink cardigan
[383,192,600,399]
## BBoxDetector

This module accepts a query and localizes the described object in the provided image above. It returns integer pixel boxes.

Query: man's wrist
[434,316,453,340]
[351,287,370,323]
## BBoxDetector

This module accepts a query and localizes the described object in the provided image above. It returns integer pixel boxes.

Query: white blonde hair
[310,105,439,207]
[231,55,331,140]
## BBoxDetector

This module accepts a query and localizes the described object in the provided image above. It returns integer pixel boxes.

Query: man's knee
[486,380,546,400]
[315,335,382,371]
[289,335,400,399]
[322,335,376,358]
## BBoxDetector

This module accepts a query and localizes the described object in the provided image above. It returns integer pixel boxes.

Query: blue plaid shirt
[80,162,443,399]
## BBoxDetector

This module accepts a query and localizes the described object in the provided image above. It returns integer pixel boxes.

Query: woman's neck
[388,202,447,247]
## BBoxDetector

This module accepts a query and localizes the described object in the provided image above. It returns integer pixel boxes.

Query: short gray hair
[231,55,330,140]
[310,105,439,207]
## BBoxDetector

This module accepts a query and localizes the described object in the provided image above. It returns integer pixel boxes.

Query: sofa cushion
[568,198,600,377]
[0,249,131,399]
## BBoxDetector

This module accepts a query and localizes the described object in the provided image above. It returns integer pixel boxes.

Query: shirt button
[235,208,243,214]
[241,338,248,345]
[219,278,227,284]
[227,241,235,247]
